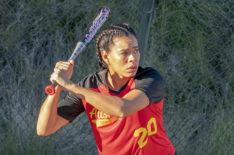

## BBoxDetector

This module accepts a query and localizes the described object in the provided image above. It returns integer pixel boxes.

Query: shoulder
[77,69,107,88]
[134,66,164,104]
[134,66,163,83]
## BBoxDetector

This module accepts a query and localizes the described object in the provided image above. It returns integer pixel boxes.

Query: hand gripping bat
[45,7,111,95]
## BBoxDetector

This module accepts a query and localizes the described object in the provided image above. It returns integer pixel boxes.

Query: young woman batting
[37,24,176,155]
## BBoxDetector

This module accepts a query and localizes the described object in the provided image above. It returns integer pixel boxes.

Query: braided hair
[96,23,137,70]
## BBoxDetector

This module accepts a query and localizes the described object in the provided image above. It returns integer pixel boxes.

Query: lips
[127,66,137,69]
[127,65,138,72]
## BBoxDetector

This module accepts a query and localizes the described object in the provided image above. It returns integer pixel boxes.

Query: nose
[128,52,139,63]
[128,53,135,63]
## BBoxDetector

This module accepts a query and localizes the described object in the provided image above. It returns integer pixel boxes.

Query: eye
[133,50,139,54]
[121,52,128,56]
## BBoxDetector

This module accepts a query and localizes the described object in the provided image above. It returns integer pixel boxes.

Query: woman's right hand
[50,60,74,90]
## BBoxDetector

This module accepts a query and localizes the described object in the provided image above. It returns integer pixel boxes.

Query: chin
[124,71,137,78]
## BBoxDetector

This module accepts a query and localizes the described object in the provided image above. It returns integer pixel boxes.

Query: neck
[106,70,130,91]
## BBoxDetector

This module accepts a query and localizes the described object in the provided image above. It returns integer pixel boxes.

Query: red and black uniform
[58,66,175,155]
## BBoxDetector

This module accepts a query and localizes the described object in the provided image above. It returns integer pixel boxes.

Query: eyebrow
[119,46,139,52]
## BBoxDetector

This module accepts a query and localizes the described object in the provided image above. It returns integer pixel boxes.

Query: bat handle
[45,83,56,95]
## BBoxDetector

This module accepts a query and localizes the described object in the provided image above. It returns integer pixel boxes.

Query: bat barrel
[68,7,111,61]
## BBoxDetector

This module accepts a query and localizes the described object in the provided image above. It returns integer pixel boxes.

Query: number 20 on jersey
[133,117,157,148]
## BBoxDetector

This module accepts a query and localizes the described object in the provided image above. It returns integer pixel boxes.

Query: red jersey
[58,67,175,155]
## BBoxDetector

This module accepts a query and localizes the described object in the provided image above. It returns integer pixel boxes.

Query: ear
[101,50,110,65]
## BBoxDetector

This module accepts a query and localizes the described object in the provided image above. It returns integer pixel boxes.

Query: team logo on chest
[89,108,118,127]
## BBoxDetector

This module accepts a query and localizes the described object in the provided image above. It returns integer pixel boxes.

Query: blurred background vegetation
[0,0,233,155]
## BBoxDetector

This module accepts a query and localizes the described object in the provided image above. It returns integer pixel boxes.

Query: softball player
[37,24,176,155]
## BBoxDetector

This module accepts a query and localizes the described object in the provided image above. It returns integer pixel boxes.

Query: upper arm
[44,115,69,136]
[53,115,69,132]
[43,93,84,135]
[57,92,85,122]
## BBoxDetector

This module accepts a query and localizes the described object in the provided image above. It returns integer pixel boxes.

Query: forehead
[110,35,138,50]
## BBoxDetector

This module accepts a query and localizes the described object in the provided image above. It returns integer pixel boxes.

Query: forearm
[37,86,62,135]
[67,83,125,117]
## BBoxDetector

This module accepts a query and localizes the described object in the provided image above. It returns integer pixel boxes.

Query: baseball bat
[45,7,110,95]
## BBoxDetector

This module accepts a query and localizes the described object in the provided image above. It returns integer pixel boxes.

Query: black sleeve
[58,92,85,122]
[57,72,100,122]
[134,67,164,104]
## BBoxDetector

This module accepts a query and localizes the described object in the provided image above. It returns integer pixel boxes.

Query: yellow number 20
[133,118,157,148]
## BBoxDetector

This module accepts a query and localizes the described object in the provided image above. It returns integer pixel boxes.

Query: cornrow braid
[96,23,137,70]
